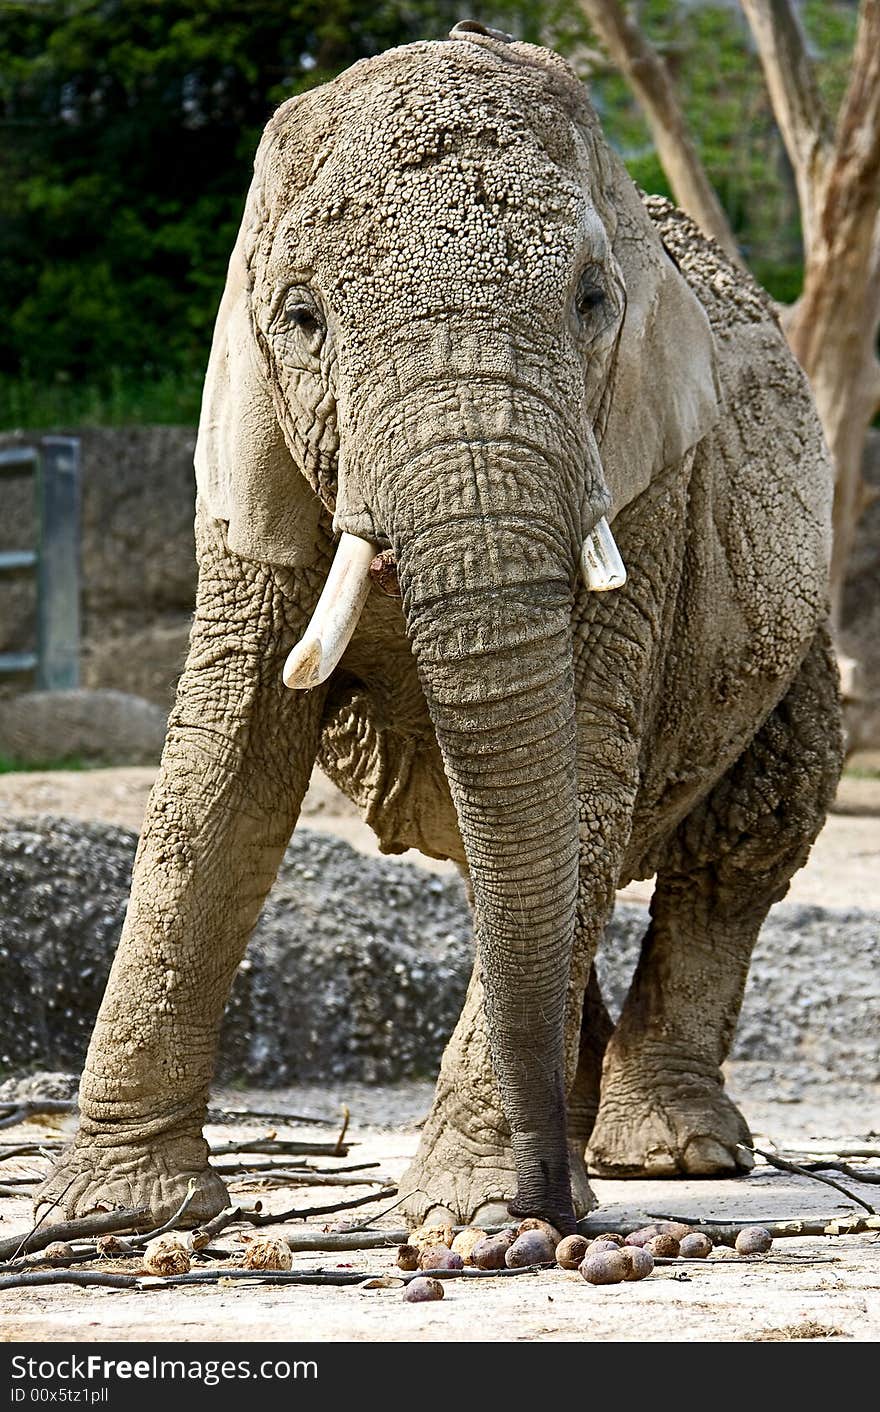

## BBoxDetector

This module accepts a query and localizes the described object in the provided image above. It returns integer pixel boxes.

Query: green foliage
[0,752,90,773]
[0,1,862,428]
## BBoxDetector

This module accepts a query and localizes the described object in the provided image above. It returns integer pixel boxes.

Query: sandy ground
[0,1094,877,1343]
[1,755,879,903]
[0,759,878,1342]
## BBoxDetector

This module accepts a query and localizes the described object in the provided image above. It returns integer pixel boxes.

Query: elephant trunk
[395,506,582,1229]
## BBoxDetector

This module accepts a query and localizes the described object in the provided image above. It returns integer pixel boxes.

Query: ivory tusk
[282,533,376,689]
[581,516,627,592]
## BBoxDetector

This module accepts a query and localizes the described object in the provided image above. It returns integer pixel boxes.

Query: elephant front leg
[399,967,519,1227]
[401,882,618,1227]
[36,522,326,1224]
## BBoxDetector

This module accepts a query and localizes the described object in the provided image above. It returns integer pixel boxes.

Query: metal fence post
[36,436,81,690]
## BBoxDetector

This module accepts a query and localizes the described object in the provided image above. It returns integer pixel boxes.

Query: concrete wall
[0,427,197,707]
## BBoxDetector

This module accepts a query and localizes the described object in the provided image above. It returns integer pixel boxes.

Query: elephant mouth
[282,519,626,691]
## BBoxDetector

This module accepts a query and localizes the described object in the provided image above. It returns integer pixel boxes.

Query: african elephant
[38,22,842,1234]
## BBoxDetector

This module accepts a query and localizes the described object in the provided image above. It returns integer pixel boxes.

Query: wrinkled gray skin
[38,27,842,1233]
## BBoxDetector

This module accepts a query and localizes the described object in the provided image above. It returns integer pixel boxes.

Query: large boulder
[0,690,167,766]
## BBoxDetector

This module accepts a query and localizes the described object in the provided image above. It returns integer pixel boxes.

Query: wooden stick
[246,1187,398,1226]
[797,1161,880,1185]
[0,1263,547,1293]
[644,1212,880,1243]
[285,1229,409,1252]
[189,1206,243,1251]
[751,1146,877,1214]
[0,1143,63,1160]
[227,1169,389,1191]
[207,1140,358,1158]
[0,1100,76,1130]
[126,1181,200,1246]
[333,1106,350,1157]
[207,1106,339,1128]
[0,1207,150,1262]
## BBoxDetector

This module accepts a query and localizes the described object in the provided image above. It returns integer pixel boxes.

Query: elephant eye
[272,286,326,362]
[576,269,606,320]
[286,303,320,332]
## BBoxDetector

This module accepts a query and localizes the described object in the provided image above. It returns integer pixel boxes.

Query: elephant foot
[34,1132,228,1227]
[587,1051,754,1178]
[400,1126,596,1230]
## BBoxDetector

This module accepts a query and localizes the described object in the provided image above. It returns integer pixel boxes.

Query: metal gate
[0,436,81,690]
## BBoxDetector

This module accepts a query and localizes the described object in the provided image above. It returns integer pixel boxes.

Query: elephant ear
[194,225,323,568]
[599,168,723,515]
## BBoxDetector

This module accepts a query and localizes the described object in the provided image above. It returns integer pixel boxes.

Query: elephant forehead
[261,57,601,320]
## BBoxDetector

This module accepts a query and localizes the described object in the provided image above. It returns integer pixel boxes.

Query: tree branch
[740,0,833,253]
[576,0,742,261]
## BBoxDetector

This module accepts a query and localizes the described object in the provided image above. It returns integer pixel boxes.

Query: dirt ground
[0,759,878,1342]
[0,1094,877,1343]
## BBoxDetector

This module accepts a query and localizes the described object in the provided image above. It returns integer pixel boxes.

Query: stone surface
[0,816,877,1089]
[0,690,167,766]
[0,428,197,708]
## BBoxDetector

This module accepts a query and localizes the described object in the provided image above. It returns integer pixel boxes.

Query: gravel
[1,816,877,1089]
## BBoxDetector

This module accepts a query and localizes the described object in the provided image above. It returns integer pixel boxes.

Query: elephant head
[195,24,720,1229]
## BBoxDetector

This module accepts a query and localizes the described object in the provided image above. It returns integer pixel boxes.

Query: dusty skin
[0,764,877,1341]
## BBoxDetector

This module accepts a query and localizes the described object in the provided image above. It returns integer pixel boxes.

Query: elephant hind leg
[588,625,843,1179]
[567,966,614,1151]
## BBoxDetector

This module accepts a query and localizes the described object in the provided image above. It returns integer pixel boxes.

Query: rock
[555,1235,590,1270]
[619,1246,654,1281]
[0,690,167,766]
[679,1233,713,1259]
[624,1226,658,1248]
[579,1251,629,1285]
[408,1223,453,1252]
[504,1230,555,1267]
[735,1226,773,1255]
[44,1242,74,1261]
[517,1217,562,1247]
[646,1233,680,1259]
[470,1233,516,1270]
[419,1245,463,1272]
[450,1228,487,1263]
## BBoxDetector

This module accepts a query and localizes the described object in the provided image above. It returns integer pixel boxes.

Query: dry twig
[0,1100,76,1131]
[751,1146,877,1214]
[333,1106,350,1157]
[207,1105,338,1127]
[644,1213,880,1243]
[0,1207,150,1263]
[245,1186,397,1227]
[0,1263,546,1293]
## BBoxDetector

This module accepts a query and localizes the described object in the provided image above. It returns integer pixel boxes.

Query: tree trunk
[749,0,880,626]
[576,0,742,262]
